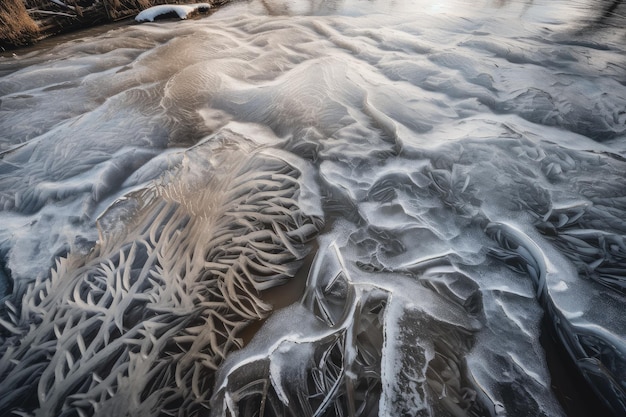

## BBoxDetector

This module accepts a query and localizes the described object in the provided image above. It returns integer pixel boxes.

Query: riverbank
[0,0,226,50]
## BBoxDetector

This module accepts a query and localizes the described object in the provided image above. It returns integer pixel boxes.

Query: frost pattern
[0,133,323,417]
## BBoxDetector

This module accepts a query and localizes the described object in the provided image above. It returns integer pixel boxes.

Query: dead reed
[0,0,40,47]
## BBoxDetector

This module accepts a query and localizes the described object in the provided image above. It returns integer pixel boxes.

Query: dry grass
[0,0,40,47]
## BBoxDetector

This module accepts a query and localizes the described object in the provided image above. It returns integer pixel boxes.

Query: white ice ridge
[135,3,211,22]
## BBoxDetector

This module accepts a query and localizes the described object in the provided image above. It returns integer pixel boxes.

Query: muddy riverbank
[1,0,226,50]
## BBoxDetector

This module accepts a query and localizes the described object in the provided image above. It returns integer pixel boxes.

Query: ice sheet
[1,0,625,415]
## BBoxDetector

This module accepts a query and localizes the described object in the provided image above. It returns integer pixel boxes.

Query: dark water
[0,0,625,416]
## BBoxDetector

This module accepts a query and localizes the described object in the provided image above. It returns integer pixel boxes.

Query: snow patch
[135,3,211,22]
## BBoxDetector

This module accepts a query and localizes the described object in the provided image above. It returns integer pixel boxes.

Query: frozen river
[0,0,625,416]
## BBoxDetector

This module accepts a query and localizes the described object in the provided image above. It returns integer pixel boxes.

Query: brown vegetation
[103,0,154,20]
[0,0,40,48]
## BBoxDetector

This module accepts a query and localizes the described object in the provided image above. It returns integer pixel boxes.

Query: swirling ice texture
[0,0,625,416]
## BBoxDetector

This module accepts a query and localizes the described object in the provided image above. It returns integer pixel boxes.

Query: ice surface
[1,0,625,415]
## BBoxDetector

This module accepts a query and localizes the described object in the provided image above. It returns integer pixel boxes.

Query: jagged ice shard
[0,0,625,416]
